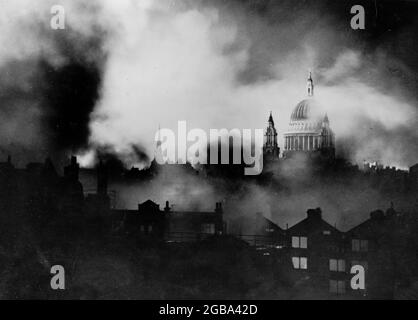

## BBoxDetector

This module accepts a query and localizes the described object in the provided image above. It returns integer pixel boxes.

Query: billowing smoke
[1,0,417,167]
[1,0,417,229]
[81,0,417,169]
[0,0,107,166]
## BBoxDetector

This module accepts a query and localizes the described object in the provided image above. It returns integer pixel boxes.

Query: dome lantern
[307,71,314,97]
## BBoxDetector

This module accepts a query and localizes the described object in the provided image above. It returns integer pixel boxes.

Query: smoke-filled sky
[0,0,417,168]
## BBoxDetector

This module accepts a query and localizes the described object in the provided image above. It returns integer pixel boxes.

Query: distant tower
[307,71,314,97]
[263,111,280,160]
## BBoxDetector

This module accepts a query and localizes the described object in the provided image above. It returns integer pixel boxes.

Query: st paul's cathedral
[263,72,335,161]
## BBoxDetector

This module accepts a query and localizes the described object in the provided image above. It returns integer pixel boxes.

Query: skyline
[0,0,417,169]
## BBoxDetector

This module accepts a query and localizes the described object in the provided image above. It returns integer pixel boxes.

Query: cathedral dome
[290,98,325,123]
[283,72,335,158]
[291,99,314,121]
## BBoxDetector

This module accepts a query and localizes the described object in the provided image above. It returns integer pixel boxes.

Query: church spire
[268,111,274,126]
[307,70,314,97]
[263,111,280,160]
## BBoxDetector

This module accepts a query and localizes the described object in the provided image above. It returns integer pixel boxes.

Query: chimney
[164,201,171,212]
[307,208,322,219]
[215,202,223,214]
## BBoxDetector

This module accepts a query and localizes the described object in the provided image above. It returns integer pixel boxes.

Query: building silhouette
[263,112,280,161]
[110,200,224,242]
[1,151,418,299]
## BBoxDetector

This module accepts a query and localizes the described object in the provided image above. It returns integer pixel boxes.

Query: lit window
[300,257,308,269]
[292,257,300,269]
[201,223,215,234]
[292,257,308,269]
[352,239,360,252]
[338,259,346,272]
[148,225,153,233]
[292,236,307,248]
[323,230,331,235]
[330,259,345,272]
[329,280,346,294]
[329,259,337,271]
[300,237,308,248]
[360,240,368,252]
[292,236,299,248]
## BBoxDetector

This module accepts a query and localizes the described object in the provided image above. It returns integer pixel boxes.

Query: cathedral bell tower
[263,111,280,160]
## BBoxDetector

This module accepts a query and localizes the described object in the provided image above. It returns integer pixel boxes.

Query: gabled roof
[138,200,161,213]
[260,215,284,233]
[141,199,159,207]
[288,217,339,235]
[287,209,340,235]
[410,163,418,170]
[347,210,396,237]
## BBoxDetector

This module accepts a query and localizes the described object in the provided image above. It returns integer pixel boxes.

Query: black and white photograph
[0,0,418,304]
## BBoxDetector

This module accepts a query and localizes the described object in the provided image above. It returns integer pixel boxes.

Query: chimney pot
[307,208,322,219]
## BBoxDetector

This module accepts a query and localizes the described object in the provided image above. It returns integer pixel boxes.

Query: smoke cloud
[1,0,418,229]
[0,0,416,168]
[83,0,417,168]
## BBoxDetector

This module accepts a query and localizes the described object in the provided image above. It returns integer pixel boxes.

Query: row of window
[329,280,346,294]
[140,224,216,234]
[292,257,368,273]
[292,256,308,269]
[291,236,369,252]
[352,239,368,252]
[329,259,345,272]
[140,225,153,233]
[329,278,367,294]
[292,236,307,248]
[201,223,216,234]
[291,257,367,295]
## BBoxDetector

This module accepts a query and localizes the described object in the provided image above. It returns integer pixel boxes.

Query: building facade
[111,200,224,242]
